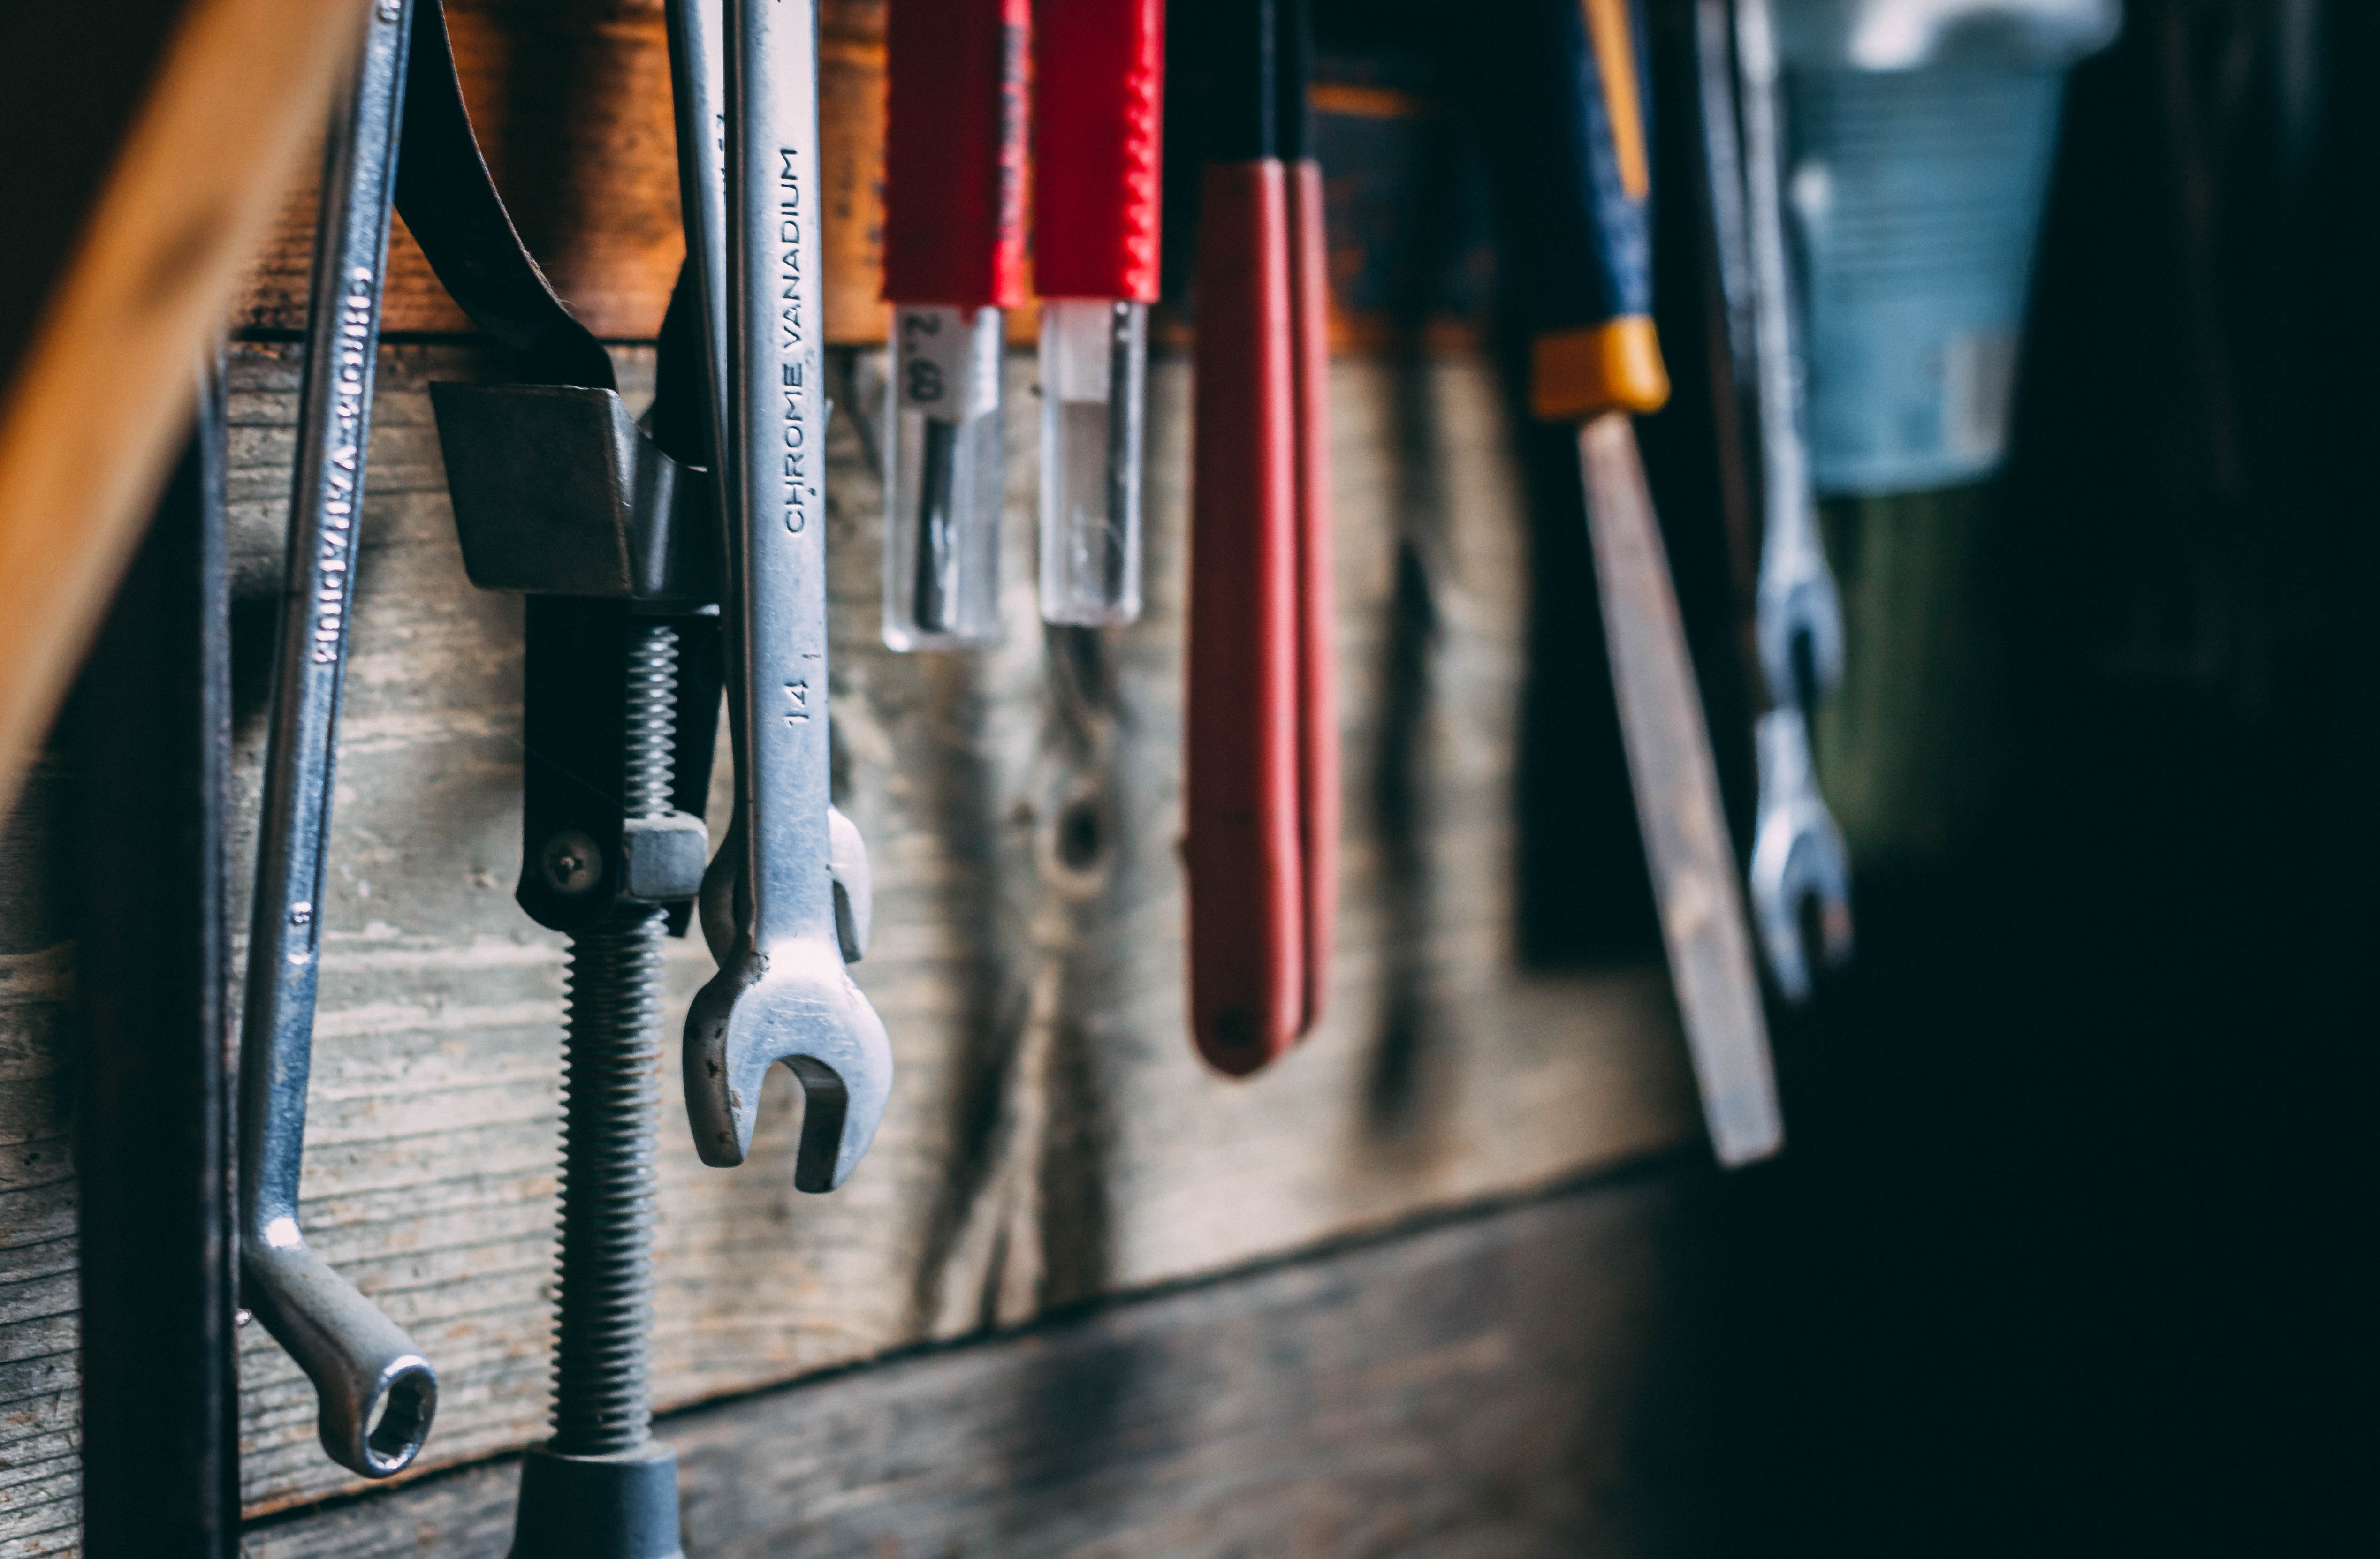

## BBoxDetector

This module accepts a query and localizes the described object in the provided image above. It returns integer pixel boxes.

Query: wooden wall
[0,1,1713,1551]
[244,1172,1738,1558]
[0,335,1703,1550]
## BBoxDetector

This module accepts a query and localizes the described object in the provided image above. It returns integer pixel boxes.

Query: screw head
[540,831,604,895]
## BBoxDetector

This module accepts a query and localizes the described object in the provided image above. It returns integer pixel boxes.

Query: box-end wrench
[685,0,892,1193]
[1732,0,1854,997]
[237,0,437,1480]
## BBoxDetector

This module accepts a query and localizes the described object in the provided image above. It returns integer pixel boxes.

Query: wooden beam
[235,0,890,344]
[245,1167,1738,1558]
[0,0,364,814]
[73,374,240,1559]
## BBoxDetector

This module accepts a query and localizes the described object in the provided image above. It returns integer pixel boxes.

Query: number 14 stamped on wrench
[684,0,892,1193]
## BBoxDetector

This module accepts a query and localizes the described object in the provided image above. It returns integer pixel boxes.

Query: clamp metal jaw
[433,381,722,932]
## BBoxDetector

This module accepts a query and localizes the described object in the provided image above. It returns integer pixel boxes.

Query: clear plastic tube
[1037,298,1147,626]
[883,303,1005,650]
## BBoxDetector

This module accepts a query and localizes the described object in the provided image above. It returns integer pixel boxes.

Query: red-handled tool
[882,0,1032,649]
[1282,0,1337,1043]
[1185,0,1336,1075]
[1032,0,1165,626]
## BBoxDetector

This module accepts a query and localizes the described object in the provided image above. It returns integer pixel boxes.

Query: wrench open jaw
[688,804,884,1190]
[1728,0,1856,1001]
[1749,708,1854,1003]
[1756,552,1845,709]
[685,928,890,1190]
[684,0,892,1196]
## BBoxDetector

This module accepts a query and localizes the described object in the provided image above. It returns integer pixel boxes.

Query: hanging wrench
[238,0,437,1479]
[1736,0,1843,708]
[1749,706,1852,1000]
[684,0,892,1193]
[666,0,873,975]
[1731,0,1854,998]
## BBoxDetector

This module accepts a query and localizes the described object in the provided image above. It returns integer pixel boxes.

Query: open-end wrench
[1736,0,1845,709]
[1749,705,1852,1000]
[1731,0,1855,996]
[684,0,892,1193]
[238,0,437,1480]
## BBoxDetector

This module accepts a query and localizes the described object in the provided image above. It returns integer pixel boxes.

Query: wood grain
[241,0,688,341]
[238,0,896,344]
[0,744,78,1559]
[0,0,364,816]
[245,1168,1736,1559]
[0,333,1700,1546]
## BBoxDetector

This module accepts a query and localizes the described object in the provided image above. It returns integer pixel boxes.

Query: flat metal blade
[1578,412,1783,1165]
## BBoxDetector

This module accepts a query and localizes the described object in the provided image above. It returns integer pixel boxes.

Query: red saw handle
[1186,160,1305,1075]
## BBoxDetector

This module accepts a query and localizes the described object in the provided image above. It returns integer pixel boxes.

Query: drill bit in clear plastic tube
[1033,0,1165,626]
[884,301,1006,647]
[880,0,1031,650]
[1037,297,1148,624]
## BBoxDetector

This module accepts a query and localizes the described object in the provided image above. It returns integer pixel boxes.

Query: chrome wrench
[1749,706,1853,1000]
[685,0,892,1192]
[667,0,871,976]
[1737,0,1843,705]
[238,0,437,1479]
[1734,0,1854,997]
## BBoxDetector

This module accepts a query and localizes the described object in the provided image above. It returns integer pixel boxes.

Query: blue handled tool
[1464,0,1783,1165]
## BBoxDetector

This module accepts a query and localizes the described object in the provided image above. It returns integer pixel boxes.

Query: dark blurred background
[1164,0,2376,1549]
[1721,4,2373,1551]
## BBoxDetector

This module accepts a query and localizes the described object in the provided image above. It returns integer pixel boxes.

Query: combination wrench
[237,0,437,1479]
[684,0,892,1192]
[1730,0,1855,1000]
[668,0,873,982]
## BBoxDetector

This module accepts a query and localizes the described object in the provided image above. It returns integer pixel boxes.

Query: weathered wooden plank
[238,0,685,341]
[0,745,78,1551]
[0,323,1700,1548]
[229,337,1696,1518]
[0,0,365,811]
[236,0,889,343]
[247,1168,1732,1559]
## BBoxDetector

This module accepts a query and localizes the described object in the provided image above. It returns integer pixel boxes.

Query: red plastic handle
[1186,160,1305,1075]
[1288,157,1336,1038]
[1033,0,1165,302]
[883,0,1032,308]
